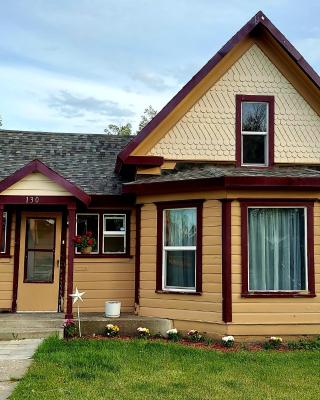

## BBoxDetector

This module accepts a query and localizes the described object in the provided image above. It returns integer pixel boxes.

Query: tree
[104,123,132,136]
[0,115,2,127]
[137,105,157,132]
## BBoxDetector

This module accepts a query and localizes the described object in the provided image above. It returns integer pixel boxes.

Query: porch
[0,313,173,340]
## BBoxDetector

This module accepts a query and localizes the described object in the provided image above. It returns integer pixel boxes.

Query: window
[236,95,274,167]
[76,214,99,254]
[1,212,7,254]
[241,201,315,297]
[103,214,126,254]
[156,201,203,293]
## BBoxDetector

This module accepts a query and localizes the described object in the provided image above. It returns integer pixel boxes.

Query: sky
[0,0,319,134]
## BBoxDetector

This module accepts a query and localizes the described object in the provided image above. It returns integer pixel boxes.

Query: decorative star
[70,287,85,304]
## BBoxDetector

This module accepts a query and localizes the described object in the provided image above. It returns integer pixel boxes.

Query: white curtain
[248,208,306,291]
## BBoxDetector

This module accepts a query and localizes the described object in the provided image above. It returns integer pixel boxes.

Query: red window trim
[74,209,131,258]
[240,200,315,298]
[235,95,275,168]
[155,200,203,294]
[0,210,12,258]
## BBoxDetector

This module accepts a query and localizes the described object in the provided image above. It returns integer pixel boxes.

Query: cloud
[132,71,173,91]
[47,90,135,119]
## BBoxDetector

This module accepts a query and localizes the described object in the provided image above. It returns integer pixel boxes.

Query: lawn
[11,336,320,400]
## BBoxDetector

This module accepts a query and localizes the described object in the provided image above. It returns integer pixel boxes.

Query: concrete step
[0,328,63,341]
[0,320,64,329]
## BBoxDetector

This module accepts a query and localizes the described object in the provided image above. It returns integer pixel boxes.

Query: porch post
[66,203,76,318]
[221,199,232,323]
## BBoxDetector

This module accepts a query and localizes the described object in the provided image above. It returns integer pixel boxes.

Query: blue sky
[0,0,319,133]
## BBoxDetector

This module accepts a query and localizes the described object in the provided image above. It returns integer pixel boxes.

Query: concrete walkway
[0,339,42,399]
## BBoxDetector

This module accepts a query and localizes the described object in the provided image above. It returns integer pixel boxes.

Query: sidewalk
[0,339,42,399]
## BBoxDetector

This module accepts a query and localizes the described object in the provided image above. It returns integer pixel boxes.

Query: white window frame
[103,214,126,254]
[247,206,308,292]
[75,213,99,254]
[1,212,7,254]
[162,207,197,292]
[241,101,269,167]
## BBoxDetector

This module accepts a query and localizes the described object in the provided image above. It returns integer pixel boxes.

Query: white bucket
[105,301,121,318]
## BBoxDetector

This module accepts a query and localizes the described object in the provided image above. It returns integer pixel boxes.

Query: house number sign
[25,196,40,204]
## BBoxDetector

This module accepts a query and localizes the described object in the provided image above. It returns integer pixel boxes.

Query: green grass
[11,336,320,400]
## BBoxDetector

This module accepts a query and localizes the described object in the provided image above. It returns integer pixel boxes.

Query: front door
[17,212,62,312]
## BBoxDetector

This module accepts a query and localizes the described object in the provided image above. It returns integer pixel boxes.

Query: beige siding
[147,44,320,164]
[0,213,15,310]
[139,198,223,333]
[1,172,72,196]
[73,210,136,313]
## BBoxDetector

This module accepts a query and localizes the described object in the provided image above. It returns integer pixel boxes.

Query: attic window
[236,95,274,167]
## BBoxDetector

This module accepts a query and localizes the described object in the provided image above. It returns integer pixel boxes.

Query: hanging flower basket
[73,231,97,254]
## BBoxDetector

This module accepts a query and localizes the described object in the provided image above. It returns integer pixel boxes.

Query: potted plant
[73,231,96,254]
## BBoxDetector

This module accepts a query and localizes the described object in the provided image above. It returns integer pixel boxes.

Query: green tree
[137,105,157,132]
[104,123,132,136]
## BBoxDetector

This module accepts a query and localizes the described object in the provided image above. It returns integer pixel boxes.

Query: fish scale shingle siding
[148,44,320,164]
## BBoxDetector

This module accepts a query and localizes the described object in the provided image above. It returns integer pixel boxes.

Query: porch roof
[0,130,131,195]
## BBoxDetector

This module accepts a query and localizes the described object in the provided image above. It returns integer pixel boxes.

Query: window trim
[75,213,100,255]
[0,211,11,257]
[240,200,315,298]
[236,95,274,168]
[156,200,203,294]
[74,210,131,258]
[102,213,127,255]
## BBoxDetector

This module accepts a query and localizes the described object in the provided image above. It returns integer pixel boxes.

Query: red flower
[86,231,93,237]
[87,239,94,245]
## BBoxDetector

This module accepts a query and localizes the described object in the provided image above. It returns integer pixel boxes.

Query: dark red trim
[240,200,315,298]
[155,290,202,296]
[0,195,81,205]
[124,156,164,166]
[135,205,142,305]
[235,95,274,167]
[1,210,12,257]
[66,204,76,318]
[123,175,320,195]
[0,160,91,205]
[11,211,21,312]
[59,211,67,313]
[221,199,232,322]
[155,200,203,293]
[117,10,320,166]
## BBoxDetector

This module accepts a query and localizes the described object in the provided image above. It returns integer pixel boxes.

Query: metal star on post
[69,287,85,337]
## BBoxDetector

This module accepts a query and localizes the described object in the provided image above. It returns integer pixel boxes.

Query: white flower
[222,335,234,342]
[106,324,114,329]
[270,336,282,342]
[167,328,178,334]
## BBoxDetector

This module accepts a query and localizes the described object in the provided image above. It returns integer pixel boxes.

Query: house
[1,11,320,337]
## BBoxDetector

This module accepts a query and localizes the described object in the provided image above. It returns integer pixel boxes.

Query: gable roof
[0,130,131,196]
[117,10,320,166]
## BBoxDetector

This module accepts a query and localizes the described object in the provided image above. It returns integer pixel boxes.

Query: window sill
[75,254,133,259]
[155,290,202,296]
[242,292,316,298]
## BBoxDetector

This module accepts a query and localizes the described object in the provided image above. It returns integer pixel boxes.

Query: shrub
[287,337,320,350]
[221,335,235,348]
[105,324,120,337]
[137,327,151,338]
[63,319,77,338]
[264,336,283,350]
[187,330,204,343]
[166,328,180,342]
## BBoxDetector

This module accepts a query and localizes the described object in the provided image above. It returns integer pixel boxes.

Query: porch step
[0,328,63,340]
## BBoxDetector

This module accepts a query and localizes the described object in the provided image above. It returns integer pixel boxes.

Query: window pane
[165,250,195,289]
[242,102,267,132]
[165,208,196,246]
[104,236,125,253]
[248,208,306,291]
[77,214,99,252]
[104,215,125,232]
[1,213,6,253]
[27,219,55,250]
[26,251,54,282]
[242,134,266,165]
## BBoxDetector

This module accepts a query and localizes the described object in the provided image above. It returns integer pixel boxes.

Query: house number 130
[25,196,40,204]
